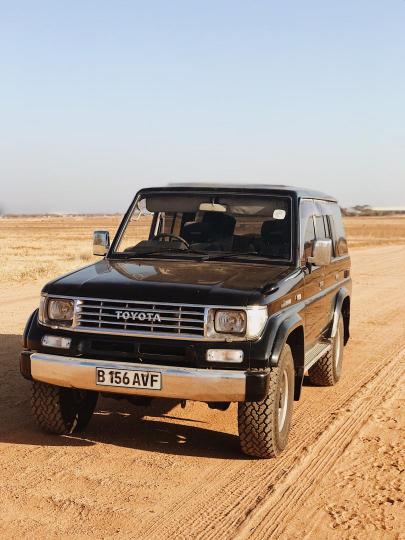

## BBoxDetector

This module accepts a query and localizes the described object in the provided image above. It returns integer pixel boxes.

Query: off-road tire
[309,314,344,386]
[238,344,295,459]
[31,381,98,435]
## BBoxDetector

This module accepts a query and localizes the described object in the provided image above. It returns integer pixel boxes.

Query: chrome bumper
[30,353,248,402]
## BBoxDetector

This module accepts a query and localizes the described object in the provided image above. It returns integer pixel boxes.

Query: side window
[299,199,316,261]
[314,216,327,239]
[315,201,333,241]
[304,216,315,259]
[324,215,332,238]
[329,203,348,256]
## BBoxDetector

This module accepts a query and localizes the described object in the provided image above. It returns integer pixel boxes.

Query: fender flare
[23,309,38,348]
[267,311,305,401]
[269,311,304,368]
[330,287,350,339]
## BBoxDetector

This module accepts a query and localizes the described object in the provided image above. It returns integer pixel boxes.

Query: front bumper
[21,352,269,402]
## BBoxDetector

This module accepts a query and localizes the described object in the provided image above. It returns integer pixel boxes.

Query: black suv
[21,184,351,458]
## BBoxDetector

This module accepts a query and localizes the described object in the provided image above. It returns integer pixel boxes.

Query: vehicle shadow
[0,334,242,460]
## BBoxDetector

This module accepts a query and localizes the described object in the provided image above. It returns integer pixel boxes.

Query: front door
[300,200,328,349]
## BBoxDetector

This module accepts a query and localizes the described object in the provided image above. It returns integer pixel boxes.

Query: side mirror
[308,238,332,267]
[93,231,110,256]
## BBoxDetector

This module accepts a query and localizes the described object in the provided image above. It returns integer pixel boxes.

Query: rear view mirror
[199,202,227,212]
[308,238,332,266]
[273,209,286,220]
[93,231,110,256]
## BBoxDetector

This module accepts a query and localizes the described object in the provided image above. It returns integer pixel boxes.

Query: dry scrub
[0,216,120,284]
[344,215,405,248]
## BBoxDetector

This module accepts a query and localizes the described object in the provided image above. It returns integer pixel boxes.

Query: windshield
[111,193,293,262]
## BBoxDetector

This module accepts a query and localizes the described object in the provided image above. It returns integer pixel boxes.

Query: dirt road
[1,244,404,539]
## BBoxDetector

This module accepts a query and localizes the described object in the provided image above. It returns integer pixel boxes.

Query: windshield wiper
[111,247,210,259]
[204,251,267,261]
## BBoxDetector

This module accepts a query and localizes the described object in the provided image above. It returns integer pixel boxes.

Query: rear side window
[328,203,348,256]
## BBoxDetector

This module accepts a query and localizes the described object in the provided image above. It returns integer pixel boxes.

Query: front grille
[75,298,205,338]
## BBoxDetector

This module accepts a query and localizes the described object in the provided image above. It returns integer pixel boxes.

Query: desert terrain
[0,215,404,539]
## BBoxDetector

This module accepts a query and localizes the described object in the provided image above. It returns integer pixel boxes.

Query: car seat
[260,219,290,259]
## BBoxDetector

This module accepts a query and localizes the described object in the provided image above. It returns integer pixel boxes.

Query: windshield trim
[108,193,142,256]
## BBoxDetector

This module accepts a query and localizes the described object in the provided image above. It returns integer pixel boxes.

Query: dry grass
[0,216,120,284]
[344,215,405,248]
[1,215,405,285]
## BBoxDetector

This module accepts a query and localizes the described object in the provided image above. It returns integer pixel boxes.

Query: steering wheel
[154,233,189,249]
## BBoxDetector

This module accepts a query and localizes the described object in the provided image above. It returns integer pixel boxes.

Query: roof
[139,183,337,202]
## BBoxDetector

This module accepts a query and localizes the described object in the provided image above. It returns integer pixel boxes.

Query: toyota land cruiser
[20,184,351,458]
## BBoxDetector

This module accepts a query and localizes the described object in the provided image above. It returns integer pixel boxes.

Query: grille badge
[115,310,161,323]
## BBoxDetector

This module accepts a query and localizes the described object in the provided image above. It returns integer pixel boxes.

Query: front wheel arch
[269,316,305,401]
[286,326,305,401]
[341,296,350,344]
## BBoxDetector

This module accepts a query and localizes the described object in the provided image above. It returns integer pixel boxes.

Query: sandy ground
[0,243,404,539]
[282,373,405,539]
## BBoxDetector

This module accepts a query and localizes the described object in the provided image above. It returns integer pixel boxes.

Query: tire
[238,344,295,458]
[31,381,98,435]
[308,314,344,386]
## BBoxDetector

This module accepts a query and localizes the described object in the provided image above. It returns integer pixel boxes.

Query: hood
[43,258,295,306]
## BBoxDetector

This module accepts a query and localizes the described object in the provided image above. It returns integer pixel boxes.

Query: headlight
[39,298,75,327]
[214,310,246,334]
[208,306,268,339]
[48,299,74,321]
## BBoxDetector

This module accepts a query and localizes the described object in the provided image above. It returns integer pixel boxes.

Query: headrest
[182,221,214,242]
[202,212,236,237]
[183,213,236,243]
[261,219,288,238]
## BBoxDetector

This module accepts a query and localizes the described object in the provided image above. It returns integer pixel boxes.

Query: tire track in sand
[233,347,405,539]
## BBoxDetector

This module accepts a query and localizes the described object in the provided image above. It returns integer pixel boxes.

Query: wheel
[308,314,344,386]
[238,344,295,458]
[31,381,98,435]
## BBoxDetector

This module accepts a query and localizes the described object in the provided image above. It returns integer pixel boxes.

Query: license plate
[96,368,162,390]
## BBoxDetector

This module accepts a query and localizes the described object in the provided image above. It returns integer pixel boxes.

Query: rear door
[319,201,350,326]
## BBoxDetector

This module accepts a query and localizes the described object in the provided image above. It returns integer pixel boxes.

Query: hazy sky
[1,1,404,214]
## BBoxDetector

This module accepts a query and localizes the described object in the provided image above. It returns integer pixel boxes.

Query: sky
[1,1,404,214]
